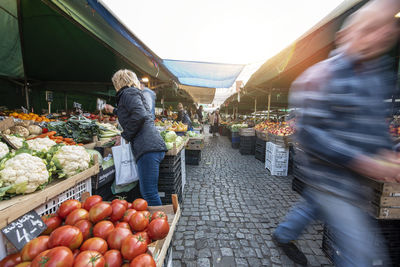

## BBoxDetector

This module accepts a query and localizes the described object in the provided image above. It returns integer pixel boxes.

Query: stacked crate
[322,220,400,266]
[159,153,183,205]
[265,142,289,176]
[231,132,240,149]
[239,128,256,155]
[255,136,266,162]
[185,150,201,165]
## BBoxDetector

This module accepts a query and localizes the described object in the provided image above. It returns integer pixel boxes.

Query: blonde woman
[105,69,167,206]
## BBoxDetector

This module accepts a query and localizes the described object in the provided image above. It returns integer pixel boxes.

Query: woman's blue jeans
[136,151,165,206]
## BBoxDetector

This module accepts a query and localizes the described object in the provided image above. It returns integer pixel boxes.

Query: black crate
[161,154,181,167]
[159,160,181,174]
[240,149,255,155]
[186,150,201,165]
[231,142,240,149]
[292,177,305,195]
[255,151,265,162]
[159,172,182,188]
[91,166,116,190]
[92,181,114,201]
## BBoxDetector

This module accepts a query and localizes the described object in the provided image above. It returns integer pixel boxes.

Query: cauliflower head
[0,153,49,194]
[27,137,56,152]
[53,145,91,177]
[0,142,9,159]
[6,135,24,149]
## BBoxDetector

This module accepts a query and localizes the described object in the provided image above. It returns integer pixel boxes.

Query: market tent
[244,0,367,93]
[0,0,177,110]
[163,59,245,104]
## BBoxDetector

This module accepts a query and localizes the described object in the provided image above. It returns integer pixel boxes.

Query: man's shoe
[273,235,308,266]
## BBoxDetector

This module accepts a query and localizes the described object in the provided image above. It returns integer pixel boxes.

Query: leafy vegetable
[48,116,99,143]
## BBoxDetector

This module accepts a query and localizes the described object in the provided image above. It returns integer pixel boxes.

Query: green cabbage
[166,142,174,150]
[165,131,177,142]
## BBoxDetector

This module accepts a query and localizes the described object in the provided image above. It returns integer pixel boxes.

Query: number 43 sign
[1,211,46,250]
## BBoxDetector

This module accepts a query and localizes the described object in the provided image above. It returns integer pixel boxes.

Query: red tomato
[129,254,156,267]
[73,250,104,267]
[21,236,50,261]
[58,200,82,219]
[134,232,151,245]
[0,252,22,267]
[93,221,115,240]
[127,203,132,209]
[115,222,131,230]
[65,209,89,225]
[141,211,151,221]
[89,202,112,223]
[15,263,31,267]
[83,195,102,211]
[107,228,132,250]
[31,246,73,267]
[129,212,149,232]
[121,235,147,261]
[110,202,126,222]
[74,220,93,241]
[41,214,62,235]
[111,199,128,209]
[48,225,83,250]
[147,219,169,240]
[132,199,147,211]
[151,211,168,222]
[80,237,108,254]
[122,209,137,223]
[104,250,123,267]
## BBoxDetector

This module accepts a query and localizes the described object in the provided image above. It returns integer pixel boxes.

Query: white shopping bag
[112,138,139,185]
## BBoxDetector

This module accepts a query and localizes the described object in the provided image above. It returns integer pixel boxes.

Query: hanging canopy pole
[17,0,30,109]
[267,90,271,121]
[254,98,257,115]
[64,92,68,112]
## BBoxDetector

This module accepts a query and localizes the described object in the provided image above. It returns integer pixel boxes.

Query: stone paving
[172,129,333,267]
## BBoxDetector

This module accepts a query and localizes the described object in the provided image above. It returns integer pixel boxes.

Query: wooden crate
[148,195,181,267]
[239,128,255,136]
[165,138,189,156]
[256,130,269,141]
[185,137,204,150]
[363,178,400,219]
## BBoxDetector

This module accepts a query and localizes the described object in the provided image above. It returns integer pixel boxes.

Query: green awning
[0,0,175,83]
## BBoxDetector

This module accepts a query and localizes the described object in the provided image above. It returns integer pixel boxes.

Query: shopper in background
[209,109,221,137]
[105,69,167,206]
[273,0,400,266]
[197,105,204,122]
[177,102,192,129]
[141,83,156,120]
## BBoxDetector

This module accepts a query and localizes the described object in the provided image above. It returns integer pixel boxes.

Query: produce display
[48,116,99,144]
[167,122,188,132]
[5,135,24,148]
[8,112,53,123]
[229,123,248,132]
[0,197,170,267]
[160,131,184,150]
[186,131,202,138]
[0,142,94,200]
[255,120,295,136]
[97,122,121,142]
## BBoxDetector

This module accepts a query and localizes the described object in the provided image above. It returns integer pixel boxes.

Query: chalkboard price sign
[73,102,82,109]
[1,210,46,250]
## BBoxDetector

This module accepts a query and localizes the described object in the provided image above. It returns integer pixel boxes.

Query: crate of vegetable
[0,195,181,267]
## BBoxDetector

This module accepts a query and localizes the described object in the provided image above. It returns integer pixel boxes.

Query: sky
[102,0,344,65]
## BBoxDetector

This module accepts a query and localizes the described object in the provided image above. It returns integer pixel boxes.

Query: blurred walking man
[273,0,400,266]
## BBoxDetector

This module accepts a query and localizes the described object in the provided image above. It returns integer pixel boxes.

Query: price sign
[97,98,106,111]
[1,211,46,250]
[73,102,82,109]
[21,106,28,114]
[45,91,53,102]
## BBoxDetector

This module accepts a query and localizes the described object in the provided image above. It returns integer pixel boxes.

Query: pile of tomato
[0,196,170,267]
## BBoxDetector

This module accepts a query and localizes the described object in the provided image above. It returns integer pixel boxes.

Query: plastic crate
[231,136,240,144]
[231,142,240,149]
[185,150,201,165]
[255,152,265,162]
[35,178,92,216]
[161,154,181,166]
[159,160,181,175]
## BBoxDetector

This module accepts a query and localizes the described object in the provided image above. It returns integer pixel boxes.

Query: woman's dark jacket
[115,86,167,161]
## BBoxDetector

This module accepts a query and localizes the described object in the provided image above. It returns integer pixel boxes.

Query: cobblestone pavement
[172,129,333,267]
